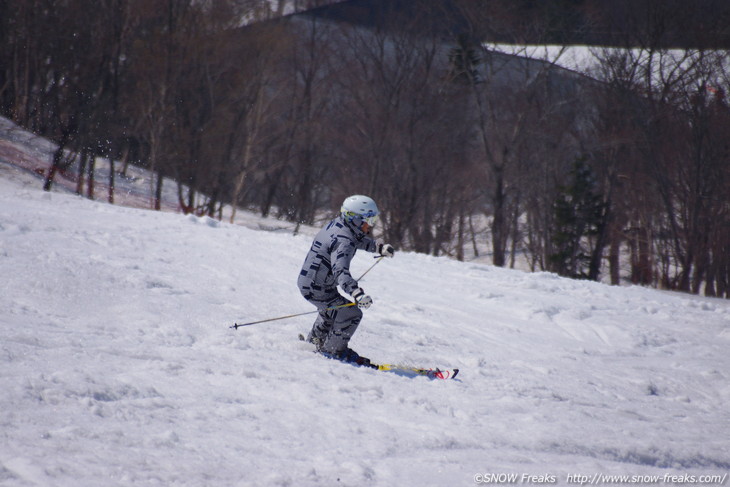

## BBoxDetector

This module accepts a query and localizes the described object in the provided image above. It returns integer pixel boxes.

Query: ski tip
[430,368,459,380]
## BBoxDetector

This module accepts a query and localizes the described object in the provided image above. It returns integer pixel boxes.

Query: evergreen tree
[447,33,481,85]
[549,158,607,279]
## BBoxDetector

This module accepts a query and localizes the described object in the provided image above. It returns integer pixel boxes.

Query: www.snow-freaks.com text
[473,472,728,485]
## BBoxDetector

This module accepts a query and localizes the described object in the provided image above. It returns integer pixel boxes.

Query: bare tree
[449,0,588,268]
[331,2,471,253]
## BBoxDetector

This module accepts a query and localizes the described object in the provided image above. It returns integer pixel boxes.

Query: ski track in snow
[1,167,730,486]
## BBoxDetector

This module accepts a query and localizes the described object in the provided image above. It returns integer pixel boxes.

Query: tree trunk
[43,131,71,192]
[609,226,621,285]
[87,154,96,200]
[108,157,115,204]
[491,167,506,267]
[76,150,88,195]
[154,173,163,211]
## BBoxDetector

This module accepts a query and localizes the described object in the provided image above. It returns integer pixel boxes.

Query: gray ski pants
[306,295,362,354]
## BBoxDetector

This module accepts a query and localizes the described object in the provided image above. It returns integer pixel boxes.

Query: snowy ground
[2,158,730,486]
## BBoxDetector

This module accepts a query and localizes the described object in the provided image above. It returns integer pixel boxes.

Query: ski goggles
[344,211,379,227]
[362,212,379,227]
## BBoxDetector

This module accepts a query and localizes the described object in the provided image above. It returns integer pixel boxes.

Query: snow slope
[1,168,729,487]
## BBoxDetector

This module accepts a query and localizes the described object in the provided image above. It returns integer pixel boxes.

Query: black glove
[351,288,373,309]
[377,242,395,258]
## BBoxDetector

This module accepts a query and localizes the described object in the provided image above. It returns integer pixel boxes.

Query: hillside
[1,159,729,486]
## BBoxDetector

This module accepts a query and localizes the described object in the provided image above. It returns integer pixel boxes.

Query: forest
[1,0,728,297]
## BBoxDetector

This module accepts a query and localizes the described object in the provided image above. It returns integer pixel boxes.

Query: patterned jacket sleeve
[356,235,377,253]
[325,218,378,296]
[330,237,360,295]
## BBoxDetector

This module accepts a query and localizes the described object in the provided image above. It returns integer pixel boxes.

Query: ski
[371,363,459,380]
[298,334,459,380]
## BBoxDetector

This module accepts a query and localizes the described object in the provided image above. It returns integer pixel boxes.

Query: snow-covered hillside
[1,166,729,486]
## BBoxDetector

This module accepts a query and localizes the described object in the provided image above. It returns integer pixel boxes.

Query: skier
[297,194,395,365]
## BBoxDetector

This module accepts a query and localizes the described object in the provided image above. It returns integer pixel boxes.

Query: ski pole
[230,302,356,329]
[230,255,385,330]
[358,255,385,281]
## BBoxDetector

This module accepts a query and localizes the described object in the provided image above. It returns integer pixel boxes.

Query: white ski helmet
[341,194,379,228]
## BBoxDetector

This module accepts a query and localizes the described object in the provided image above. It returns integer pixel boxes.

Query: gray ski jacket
[298,216,377,303]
